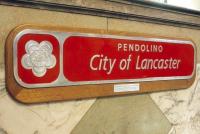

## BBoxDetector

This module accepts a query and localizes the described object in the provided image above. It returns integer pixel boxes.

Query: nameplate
[5,25,196,103]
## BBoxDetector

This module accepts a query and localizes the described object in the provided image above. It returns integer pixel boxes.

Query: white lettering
[89,54,116,75]
[90,54,99,71]
[117,43,163,53]
[136,56,181,70]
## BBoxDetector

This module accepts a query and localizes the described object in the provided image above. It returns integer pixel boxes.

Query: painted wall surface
[0,4,200,134]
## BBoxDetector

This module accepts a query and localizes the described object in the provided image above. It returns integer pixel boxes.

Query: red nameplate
[5,25,196,103]
[14,30,195,87]
[63,36,194,81]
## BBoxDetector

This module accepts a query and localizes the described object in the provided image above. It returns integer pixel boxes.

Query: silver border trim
[13,29,196,88]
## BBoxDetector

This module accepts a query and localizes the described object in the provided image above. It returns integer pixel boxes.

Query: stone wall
[0,1,200,134]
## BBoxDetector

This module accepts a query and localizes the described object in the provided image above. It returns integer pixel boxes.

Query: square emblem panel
[16,33,60,84]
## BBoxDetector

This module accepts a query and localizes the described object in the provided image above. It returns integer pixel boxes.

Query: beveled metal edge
[13,29,196,88]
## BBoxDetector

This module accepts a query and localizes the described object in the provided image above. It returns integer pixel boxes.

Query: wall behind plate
[0,1,200,133]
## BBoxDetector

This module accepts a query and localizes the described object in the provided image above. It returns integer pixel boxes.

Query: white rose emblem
[21,40,56,77]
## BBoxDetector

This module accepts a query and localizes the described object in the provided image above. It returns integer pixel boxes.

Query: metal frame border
[13,29,196,88]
